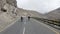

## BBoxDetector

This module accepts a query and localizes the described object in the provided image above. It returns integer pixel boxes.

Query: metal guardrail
[31,17,60,26]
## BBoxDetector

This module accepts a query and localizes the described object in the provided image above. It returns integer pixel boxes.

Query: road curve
[0,17,59,34]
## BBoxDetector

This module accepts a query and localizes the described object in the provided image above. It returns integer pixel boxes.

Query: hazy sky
[16,0,60,13]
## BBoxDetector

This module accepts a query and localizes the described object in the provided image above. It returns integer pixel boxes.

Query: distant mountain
[45,7,60,20]
[16,8,47,18]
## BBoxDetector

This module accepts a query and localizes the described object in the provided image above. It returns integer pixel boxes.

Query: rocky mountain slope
[16,8,46,18]
[45,8,60,20]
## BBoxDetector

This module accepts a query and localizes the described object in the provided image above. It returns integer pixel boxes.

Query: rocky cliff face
[0,0,18,32]
[0,0,6,10]
[0,0,17,9]
[6,0,17,7]
[0,0,17,22]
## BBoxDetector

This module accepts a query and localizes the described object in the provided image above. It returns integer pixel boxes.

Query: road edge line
[32,19,60,34]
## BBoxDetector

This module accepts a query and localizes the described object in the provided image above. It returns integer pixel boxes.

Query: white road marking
[33,19,60,34]
[0,17,21,32]
[37,22,59,34]
[23,27,25,34]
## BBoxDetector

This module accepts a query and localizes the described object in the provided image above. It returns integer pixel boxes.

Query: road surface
[0,17,60,34]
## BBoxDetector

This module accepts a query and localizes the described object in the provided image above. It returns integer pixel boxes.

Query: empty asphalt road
[0,17,60,34]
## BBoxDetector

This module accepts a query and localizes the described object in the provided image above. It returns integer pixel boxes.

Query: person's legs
[21,17,23,22]
[28,16,30,21]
